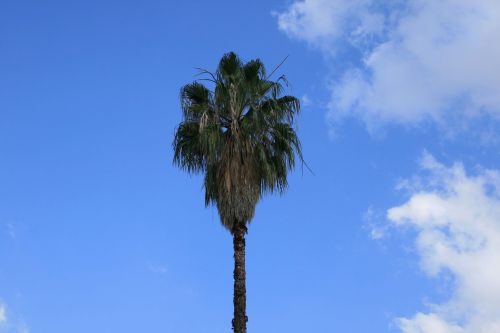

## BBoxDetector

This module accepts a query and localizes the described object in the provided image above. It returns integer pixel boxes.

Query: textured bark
[232,222,247,333]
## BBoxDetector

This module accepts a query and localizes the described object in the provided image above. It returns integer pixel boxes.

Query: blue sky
[1,1,500,332]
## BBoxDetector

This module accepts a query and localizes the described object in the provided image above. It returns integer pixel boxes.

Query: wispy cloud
[0,301,29,333]
[387,153,500,332]
[363,206,387,240]
[277,0,500,135]
[301,94,312,108]
[17,324,29,333]
[6,223,16,240]
[0,303,6,323]
[147,263,168,275]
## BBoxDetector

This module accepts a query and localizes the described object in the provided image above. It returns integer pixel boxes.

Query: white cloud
[0,301,29,333]
[396,313,465,333]
[277,0,500,132]
[277,0,384,54]
[387,153,500,332]
[0,304,6,323]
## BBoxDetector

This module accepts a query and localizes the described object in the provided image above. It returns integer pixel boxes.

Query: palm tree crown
[173,52,303,231]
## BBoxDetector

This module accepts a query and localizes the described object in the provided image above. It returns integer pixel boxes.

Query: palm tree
[173,52,303,333]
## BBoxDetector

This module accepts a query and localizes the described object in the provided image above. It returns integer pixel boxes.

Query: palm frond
[173,51,304,232]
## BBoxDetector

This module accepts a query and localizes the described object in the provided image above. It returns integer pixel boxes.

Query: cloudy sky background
[277,1,500,331]
[1,1,499,332]
[278,0,500,132]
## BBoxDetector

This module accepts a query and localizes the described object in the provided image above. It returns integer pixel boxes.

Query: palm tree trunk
[232,222,247,333]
